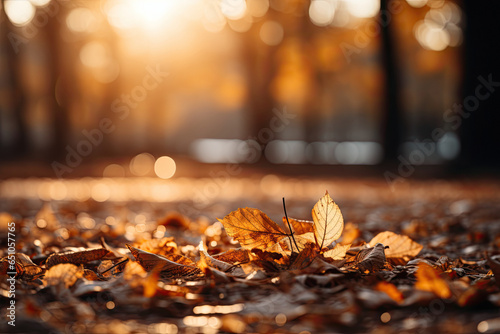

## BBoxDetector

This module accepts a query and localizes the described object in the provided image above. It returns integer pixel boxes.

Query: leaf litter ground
[1,183,500,334]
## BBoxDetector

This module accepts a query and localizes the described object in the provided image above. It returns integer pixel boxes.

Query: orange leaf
[415,262,451,299]
[368,231,423,260]
[219,208,288,251]
[44,263,83,288]
[283,217,314,235]
[376,281,404,303]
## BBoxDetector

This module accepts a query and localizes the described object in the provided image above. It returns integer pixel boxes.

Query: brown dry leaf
[198,241,246,277]
[219,207,288,251]
[45,248,109,268]
[127,245,203,280]
[368,231,423,260]
[82,269,105,281]
[375,281,404,303]
[289,243,319,270]
[213,248,250,264]
[355,243,387,272]
[414,262,451,299]
[488,255,500,287]
[15,253,43,279]
[134,237,178,256]
[323,244,351,260]
[283,217,314,235]
[312,191,344,249]
[44,263,83,288]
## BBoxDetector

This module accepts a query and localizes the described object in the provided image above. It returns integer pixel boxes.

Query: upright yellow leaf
[219,208,287,251]
[311,191,344,249]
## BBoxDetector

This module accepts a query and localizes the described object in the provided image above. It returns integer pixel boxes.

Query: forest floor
[1,175,500,333]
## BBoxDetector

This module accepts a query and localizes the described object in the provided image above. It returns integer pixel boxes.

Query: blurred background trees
[0,0,498,176]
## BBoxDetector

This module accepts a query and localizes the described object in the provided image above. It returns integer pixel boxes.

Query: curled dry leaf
[219,207,288,251]
[127,245,203,280]
[44,263,83,288]
[45,248,109,268]
[323,244,351,261]
[312,191,344,249]
[15,253,44,279]
[368,231,423,261]
[355,243,387,272]
[198,241,246,277]
[414,262,451,299]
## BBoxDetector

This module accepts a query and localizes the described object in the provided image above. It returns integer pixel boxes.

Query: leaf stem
[283,197,300,253]
[100,258,129,275]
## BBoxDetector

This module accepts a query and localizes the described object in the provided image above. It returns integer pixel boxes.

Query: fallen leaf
[283,217,314,235]
[323,244,351,260]
[213,248,250,264]
[355,243,387,272]
[414,262,451,299]
[127,245,203,280]
[198,241,246,277]
[312,191,344,249]
[219,207,288,251]
[368,231,423,260]
[44,263,83,288]
[289,243,319,270]
[375,281,404,303]
[45,248,109,268]
[15,253,43,279]
[339,222,361,245]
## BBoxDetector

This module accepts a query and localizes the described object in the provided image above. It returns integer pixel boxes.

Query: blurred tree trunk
[46,0,68,161]
[0,0,28,160]
[380,0,402,162]
[460,0,500,169]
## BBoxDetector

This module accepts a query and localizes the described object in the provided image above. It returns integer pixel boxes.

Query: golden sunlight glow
[5,0,36,27]
[105,0,192,33]
[220,0,247,20]
[130,153,155,176]
[414,20,450,51]
[309,0,336,27]
[154,156,176,179]
[203,1,227,33]
[260,21,284,46]
[247,0,269,17]
[346,0,380,19]
[406,0,427,8]
[30,0,51,6]
[66,8,97,33]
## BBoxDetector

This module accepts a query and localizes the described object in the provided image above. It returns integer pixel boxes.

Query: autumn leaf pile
[1,191,500,333]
